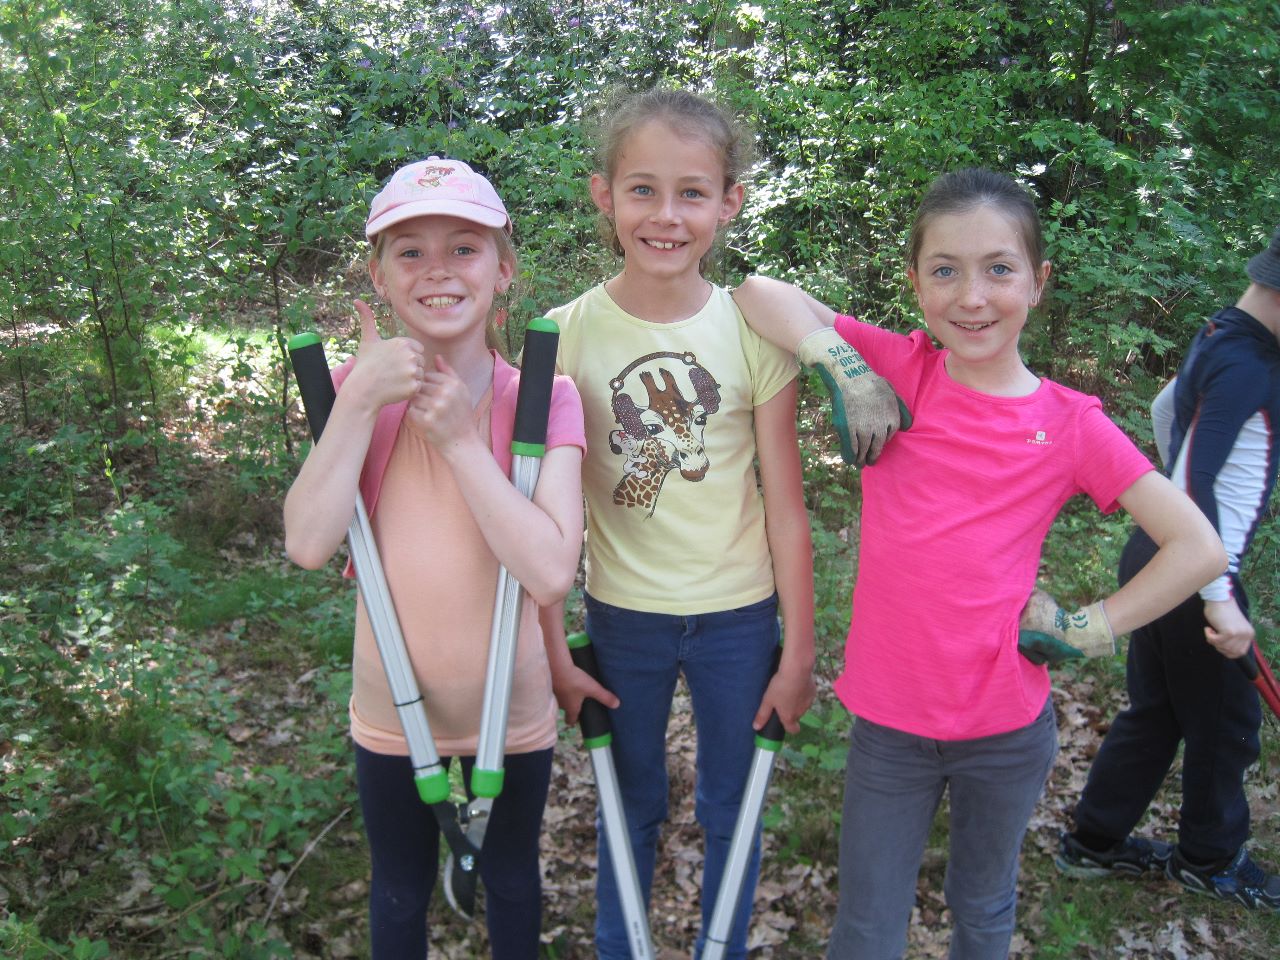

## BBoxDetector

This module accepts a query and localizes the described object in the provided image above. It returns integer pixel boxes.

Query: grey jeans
[826,701,1058,960]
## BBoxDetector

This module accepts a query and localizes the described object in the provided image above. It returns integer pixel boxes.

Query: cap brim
[366,199,510,239]
[1247,252,1280,292]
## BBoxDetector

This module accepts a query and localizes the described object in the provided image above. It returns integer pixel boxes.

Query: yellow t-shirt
[547,283,796,614]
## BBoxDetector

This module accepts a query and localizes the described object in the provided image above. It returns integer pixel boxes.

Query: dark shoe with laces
[1055,831,1173,879]
[1166,846,1280,911]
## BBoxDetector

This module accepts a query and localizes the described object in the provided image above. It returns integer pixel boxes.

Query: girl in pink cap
[284,157,585,958]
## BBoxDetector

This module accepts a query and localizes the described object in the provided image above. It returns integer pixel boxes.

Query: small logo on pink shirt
[1026,430,1053,446]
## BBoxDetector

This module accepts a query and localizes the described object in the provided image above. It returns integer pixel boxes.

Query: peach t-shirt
[333,352,585,756]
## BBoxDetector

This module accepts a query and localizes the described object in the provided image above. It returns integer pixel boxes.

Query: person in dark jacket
[1056,225,1280,912]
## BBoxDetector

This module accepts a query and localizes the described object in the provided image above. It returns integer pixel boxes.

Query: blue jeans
[355,744,553,960]
[826,702,1058,960]
[584,591,780,960]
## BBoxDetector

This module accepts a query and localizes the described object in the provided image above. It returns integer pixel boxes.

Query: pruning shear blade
[438,797,493,918]
[431,799,488,918]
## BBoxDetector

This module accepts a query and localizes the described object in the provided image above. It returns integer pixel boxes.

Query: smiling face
[908,203,1051,391]
[369,214,513,348]
[589,119,743,287]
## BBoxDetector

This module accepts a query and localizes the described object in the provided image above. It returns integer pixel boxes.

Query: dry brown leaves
[28,631,1273,958]
[514,671,1275,959]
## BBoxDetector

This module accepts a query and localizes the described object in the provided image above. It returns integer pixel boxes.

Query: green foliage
[1035,898,1101,959]
[179,566,355,665]
[724,0,1279,404]
[4,2,1280,955]
[5,0,1277,442]
[0,916,111,960]
[1038,498,1134,607]
[790,699,853,775]
[2,544,355,956]
[1,380,355,954]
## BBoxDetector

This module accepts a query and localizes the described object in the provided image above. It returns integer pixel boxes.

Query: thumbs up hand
[346,299,425,409]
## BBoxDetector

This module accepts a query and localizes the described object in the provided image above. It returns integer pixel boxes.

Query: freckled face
[369,215,512,346]
[590,119,743,284]
[907,205,1049,375]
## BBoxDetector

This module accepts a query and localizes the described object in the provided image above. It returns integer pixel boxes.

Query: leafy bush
[3,2,1279,955]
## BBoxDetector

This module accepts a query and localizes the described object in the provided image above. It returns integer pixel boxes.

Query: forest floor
[247,655,1280,960]
[6,310,1279,959]
[7,557,1278,959]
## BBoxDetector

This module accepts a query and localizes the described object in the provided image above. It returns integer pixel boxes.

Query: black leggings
[1072,529,1261,862]
[355,743,553,960]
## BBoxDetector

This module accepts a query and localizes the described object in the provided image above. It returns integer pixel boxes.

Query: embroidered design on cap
[417,164,456,189]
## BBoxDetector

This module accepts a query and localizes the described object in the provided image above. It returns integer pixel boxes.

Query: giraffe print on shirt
[607,351,722,517]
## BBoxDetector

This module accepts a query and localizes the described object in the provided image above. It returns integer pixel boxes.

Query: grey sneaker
[1055,831,1173,879]
[1166,846,1280,911]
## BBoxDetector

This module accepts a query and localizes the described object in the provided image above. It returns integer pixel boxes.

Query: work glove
[1017,589,1114,665]
[796,327,912,467]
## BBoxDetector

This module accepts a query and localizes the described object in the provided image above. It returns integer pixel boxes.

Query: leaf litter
[10,620,1278,958]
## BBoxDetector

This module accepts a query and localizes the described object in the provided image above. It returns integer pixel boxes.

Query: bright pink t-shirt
[832,315,1153,740]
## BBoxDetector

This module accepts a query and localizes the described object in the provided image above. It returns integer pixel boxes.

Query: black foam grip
[759,709,785,743]
[568,638,612,743]
[290,340,337,442]
[513,322,559,447]
[759,644,785,743]
[1239,648,1260,682]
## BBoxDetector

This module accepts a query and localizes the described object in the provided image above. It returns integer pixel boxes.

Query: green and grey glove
[796,327,912,467]
[1017,589,1114,665]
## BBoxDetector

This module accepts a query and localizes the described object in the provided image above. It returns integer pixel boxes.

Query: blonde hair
[591,87,752,274]
[370,224,518,357]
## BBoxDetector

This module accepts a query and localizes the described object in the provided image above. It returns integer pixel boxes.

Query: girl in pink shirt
[733,168,1225,960]
[283,158,585,959]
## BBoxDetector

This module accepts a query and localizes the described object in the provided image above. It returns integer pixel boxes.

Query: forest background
[3,0,1279,957]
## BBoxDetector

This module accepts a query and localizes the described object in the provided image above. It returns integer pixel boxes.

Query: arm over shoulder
[733,276,836,353]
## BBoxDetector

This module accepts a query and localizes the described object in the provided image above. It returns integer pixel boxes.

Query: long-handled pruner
[442,316,562,914]
[565,632,654,960]
[1237,642,1280,720]
[289,322,559,919]
[703,647,785,960]
[288,333,459,883]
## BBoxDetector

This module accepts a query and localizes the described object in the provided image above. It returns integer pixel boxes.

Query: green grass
[176,565,355,666]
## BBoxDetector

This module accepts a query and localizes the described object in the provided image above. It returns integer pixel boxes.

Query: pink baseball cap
[365,156,511,240]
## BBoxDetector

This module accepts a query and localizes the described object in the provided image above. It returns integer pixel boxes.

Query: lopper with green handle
[703,647,786,960]
[567,632,654,960]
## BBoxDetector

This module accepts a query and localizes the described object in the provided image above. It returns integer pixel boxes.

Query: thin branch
[262,805,352,925]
